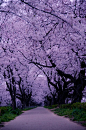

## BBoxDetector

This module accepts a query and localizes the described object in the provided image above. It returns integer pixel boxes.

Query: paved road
[0,107,86,130]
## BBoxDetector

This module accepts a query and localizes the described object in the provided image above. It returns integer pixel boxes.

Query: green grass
[44,102,86,126]
[0,106,22,124]
[22,107,37,111]
[0,113,17,122]
[60,102,86,111]
[0,106,36,124]
[54,108,72,118]
[54,108,86,121]
[44,104,58,109]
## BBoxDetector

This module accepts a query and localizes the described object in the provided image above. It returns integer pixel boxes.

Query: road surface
[0,107,86,130]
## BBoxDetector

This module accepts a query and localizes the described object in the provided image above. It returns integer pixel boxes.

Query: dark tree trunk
[71,69,85,103]
[12,97,16,110]
[58,91,66,104]
[3,66,17,110]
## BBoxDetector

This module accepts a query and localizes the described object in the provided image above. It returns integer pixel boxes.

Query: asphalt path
[0,107,86,130]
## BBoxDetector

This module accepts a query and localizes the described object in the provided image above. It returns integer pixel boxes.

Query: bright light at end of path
[70,0,75,2]
[38,75,45,78]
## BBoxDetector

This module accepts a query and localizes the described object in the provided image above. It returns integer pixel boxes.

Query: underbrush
[60,102,86,111]
[44,104,58,109]
[22,107,37,111]
[44,102,86,126]
[0,106,22,124]
[54,108,86,121]
[0,106,36,124]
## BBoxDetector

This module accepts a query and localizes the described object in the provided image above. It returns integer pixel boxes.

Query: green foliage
[54,108,72,118]
[52,104,58,108]
[82,123,86,126]
[44,104,58,109]
[59,102,86,111]
[11,108,22,115]
[22,107,37,111]
[0,106,8,115]
[44,106,53,109]
[60,104,71,109]
[45,102,86,127]
[0,106,22,123]
[0,117,1,124]
[0,106,22,115]
[0,106,36,124]
[72,109,86,121]
[7,106,13,112]
[54,108,86,121]
[0,113,17,122]
[0,106,13,115]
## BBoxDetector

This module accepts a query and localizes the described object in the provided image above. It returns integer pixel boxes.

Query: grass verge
[44,104,58,109]
[22,106,37,111]
[0,106,22,124]
[44,102,86,127]
[0,106,36,125]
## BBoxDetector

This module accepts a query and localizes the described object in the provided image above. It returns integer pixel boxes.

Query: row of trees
[44,61,86,106]
[3,64,32,109]
[0,0,86,108]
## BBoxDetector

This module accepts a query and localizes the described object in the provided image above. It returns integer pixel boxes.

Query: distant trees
[16,76,32,109]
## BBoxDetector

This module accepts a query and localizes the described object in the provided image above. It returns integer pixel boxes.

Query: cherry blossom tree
[3,64,17,109]
[0,0,86,106]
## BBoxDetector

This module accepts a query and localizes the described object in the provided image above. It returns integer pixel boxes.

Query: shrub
[0,106,13,115]
[60,104,71,109]
[1,113,17,122]
[71,108,86,121]
[22,107,36,111]
[11,108,22,115]
[52,104,58,108]
[44,104,58,109]
[59,102,86,110]
[7,106,13,112]
[0,107,8,115]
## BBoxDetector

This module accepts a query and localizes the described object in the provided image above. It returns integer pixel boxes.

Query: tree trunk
[12,97,16,110]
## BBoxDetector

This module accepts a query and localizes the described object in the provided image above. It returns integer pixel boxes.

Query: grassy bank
[44,102,86,126]
[0,106,36,125]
